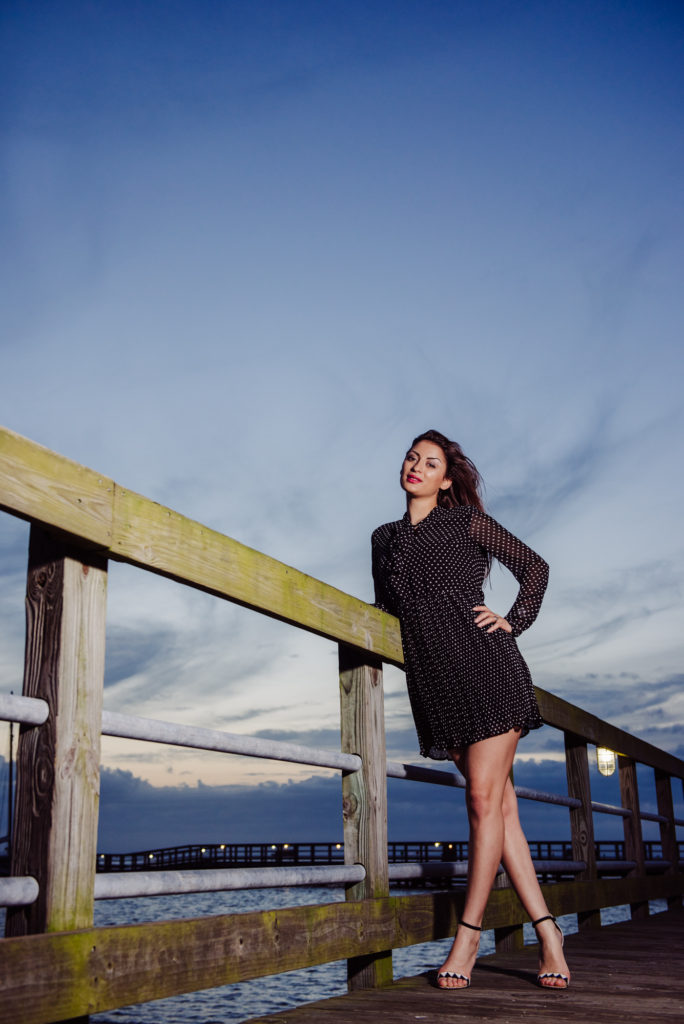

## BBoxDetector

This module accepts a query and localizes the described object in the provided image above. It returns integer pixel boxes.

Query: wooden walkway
[246,908,684,1024]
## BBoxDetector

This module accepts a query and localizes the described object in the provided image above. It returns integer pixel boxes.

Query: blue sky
[1,0,683,849]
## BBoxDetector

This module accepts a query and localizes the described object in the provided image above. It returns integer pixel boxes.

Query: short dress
[371,504,548,759]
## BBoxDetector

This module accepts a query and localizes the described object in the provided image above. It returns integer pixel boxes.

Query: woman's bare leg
[448,751,570,988]
[498,778,570,986]
[436,729,519,988]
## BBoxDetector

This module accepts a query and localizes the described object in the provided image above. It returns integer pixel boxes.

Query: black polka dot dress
[371,505,548,759]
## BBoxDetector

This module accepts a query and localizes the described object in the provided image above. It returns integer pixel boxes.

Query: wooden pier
[245,908,684,1024]
[1,425,683,1023]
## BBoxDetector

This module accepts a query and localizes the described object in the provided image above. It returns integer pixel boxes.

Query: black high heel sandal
[436,919,482,990]
[532,914,570,989]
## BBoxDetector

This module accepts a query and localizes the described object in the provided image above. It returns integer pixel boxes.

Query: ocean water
[75,890,667,1024]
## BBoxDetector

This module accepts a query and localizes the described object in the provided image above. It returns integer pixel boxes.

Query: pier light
[434,842,441,847]
[283,844,289,849]
[148,853,155,861]
[448,844,453,850]
[220,844,226,850]
[596,747,616,776]
[336,844,341,849]
[271,844,277,849]
[201,847,206,853]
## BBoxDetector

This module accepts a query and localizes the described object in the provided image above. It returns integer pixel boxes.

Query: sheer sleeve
[371,529,398,616]
[469,508,549,637]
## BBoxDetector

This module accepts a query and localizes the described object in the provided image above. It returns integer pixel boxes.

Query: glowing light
[596,747,616,776]
[336,844,341,849]
[220,844,226,850]
[434,842,441,847]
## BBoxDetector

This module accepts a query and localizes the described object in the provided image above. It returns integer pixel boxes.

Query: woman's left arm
[469,508,549,637]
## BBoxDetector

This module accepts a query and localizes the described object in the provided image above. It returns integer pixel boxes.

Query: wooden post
[564,732,600,929]
[494,767,524,952]
[6,527,107,940]
[654,769,681,910]
[618,755,648,919]
[338,643,392,990]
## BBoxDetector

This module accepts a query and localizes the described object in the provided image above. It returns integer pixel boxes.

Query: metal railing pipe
[388,862,470,881]
[0,693,49,726]
[386,760,582,808]
[101,711,362,772]
[0,876,40,907]
[93,863,366,899]
[532,860,586,873]
[591,801,632,817]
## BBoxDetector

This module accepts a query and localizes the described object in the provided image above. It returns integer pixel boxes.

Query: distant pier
[97,838,682,880]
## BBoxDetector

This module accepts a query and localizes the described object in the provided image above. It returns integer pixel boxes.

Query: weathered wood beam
[618,755,648,919]
[339,643,392,989]
[0,428,113,547]
[1,876,683,1024]
[564,732,600,929]
[536,687,684,779]
[655,769,682,911]
[5,528,107,938]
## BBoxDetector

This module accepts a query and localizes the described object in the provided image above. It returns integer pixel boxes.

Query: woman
[371,429,570,991]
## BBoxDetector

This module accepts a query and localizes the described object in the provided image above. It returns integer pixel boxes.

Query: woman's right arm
[371,529,397,615]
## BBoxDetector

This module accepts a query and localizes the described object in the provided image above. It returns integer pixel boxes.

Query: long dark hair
[410,429,486,512]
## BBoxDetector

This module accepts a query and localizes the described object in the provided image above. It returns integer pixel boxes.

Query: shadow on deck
[245,908,684,1024]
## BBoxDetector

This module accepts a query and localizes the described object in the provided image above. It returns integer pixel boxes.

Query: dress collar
[401,504,443,530]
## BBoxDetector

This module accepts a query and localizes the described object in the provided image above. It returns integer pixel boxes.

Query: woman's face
[401,440,452,500]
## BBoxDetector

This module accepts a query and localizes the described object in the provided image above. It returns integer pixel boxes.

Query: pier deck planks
[245,908,684,1023]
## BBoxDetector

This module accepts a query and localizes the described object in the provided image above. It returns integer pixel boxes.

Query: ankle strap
[459,919,482,931]
[531,914,556,928]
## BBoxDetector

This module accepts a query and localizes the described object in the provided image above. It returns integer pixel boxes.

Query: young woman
[371,429,570,990]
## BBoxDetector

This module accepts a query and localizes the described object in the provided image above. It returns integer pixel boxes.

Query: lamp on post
[596,746,616,776]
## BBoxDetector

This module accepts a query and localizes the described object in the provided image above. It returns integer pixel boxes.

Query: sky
[1,0,683,851]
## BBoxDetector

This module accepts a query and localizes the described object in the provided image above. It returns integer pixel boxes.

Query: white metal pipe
[0,876,40,907]
[385,760,466,788]
[0,693,49,726]
[94,863,365,899]
[640,811,668,823]
[591,801,632,817]
[532,860,587,873]
[388,862,470,880]
[386,760,582,808]
[514,784,581,809]
[101,710,361,772]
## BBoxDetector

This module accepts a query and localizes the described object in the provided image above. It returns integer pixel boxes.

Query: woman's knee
[466,783,502,822]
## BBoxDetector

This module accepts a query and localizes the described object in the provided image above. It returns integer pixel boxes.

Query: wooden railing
[0,425,682,1024]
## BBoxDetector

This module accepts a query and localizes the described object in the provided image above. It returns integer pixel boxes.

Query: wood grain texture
[655,769,682,910]
[618,755,648,919]
[0,427,112,547]
[339,643,392,989]
[536,687,684,778]
[242,908,684,1024]
[111,484,404,664]
[564,733,600,929]
[5,528,107,937]
[2,879,683,1024]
